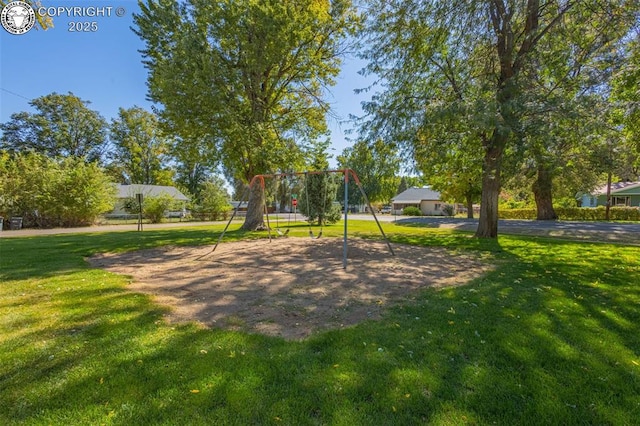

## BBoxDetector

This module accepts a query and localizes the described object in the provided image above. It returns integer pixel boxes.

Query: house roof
[116,184,189,201]
[592,181,640,196]
[392,187,442,203]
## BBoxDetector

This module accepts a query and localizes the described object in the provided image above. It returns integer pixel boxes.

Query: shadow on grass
[1,228,639,424]
[0,226,259,281]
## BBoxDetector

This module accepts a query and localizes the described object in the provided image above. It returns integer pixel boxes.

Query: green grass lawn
[1,221,639,425]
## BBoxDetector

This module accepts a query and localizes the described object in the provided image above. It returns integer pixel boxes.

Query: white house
[110,184,190,217]
[391,187,446,216]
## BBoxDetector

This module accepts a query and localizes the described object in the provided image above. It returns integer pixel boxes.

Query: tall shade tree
[612,35,640,177]
[337,139,400,206]
[409,100,485,218]
[359,0,639,237]
[133,0,359,230]
[108,106,173,185]
[171,135,218,202]
[516,9,637,220]
[0,92,108,163]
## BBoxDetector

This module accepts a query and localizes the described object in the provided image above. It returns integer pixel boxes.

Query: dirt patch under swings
[88,238,491,340]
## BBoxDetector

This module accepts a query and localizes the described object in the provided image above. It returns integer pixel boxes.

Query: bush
[402,206,422,216]
[498,209,537,220]
[499,206,640,221]
[0,152,115,228]
[442,204,455,217]
[193,179,232,221]
[143,194,175,223]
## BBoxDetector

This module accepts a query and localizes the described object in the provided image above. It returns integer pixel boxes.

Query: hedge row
[499,206,640,221]
[1,153,115,228]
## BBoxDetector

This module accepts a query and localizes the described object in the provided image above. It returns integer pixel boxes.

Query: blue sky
[0,0,372,166]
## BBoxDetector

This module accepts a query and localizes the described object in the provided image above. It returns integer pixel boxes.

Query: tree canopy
[0,92,108,163]
[133,0,359,229]
[107,106,173,185]
[337,139,400,207]
[359,0,639,237]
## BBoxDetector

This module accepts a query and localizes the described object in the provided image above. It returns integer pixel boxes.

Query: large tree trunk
[475,143,503,238]
[605,170,612,221]
[533,165,557,220]
[242,178,266,230]
[465,194,474,219]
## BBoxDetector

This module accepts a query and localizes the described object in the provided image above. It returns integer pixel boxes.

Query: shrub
[498,209,537,220]
[143,194,175,223]
[194,179,232,221]
[0,152,115,228]
[402,206,422,216]
[499,206,640,221]
[442,204,455,217]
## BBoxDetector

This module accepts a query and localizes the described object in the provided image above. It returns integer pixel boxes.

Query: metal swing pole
[346,168,395,257]
[200,178,253,259]
[343,170,349,269]
[263,178,273,243]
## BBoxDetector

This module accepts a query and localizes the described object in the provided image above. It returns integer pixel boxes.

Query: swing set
[210,168,394,269]
[272,172,328,239]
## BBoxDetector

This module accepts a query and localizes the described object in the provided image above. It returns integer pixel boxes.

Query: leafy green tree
[108,106,173,185]
[396,177,409,196]
[438,174,482,219]
[359,0,638,237]
[298,141,341,226]
[141,194,175,224]
[612,36,640,178]
[514,10,635,220]
[0,152,115,227]
[410,115,484,218]
[133,0,359,230]
[194,177,232,221]
[337,140,400,206]
[0,92,108,163]
[172,135,218,202]
[50,157,117,226]
[300,173,342,226]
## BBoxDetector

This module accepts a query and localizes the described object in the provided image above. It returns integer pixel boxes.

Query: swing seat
[308,230,322,239]
[276,228,290,237]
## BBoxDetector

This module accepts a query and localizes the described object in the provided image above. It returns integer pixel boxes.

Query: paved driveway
[1,216,639,245]
[357,215,640,245]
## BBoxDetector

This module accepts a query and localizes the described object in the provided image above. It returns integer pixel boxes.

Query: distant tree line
[0,92,231,227]
[4,0,639,234]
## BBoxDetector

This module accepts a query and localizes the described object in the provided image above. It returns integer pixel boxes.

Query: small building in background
[109,184,190,218]
[579,181,640,208]
[391,187,446,216]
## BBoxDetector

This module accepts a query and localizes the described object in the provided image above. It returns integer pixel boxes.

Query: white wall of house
[392,201,446,216]
[420,200,445,216]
